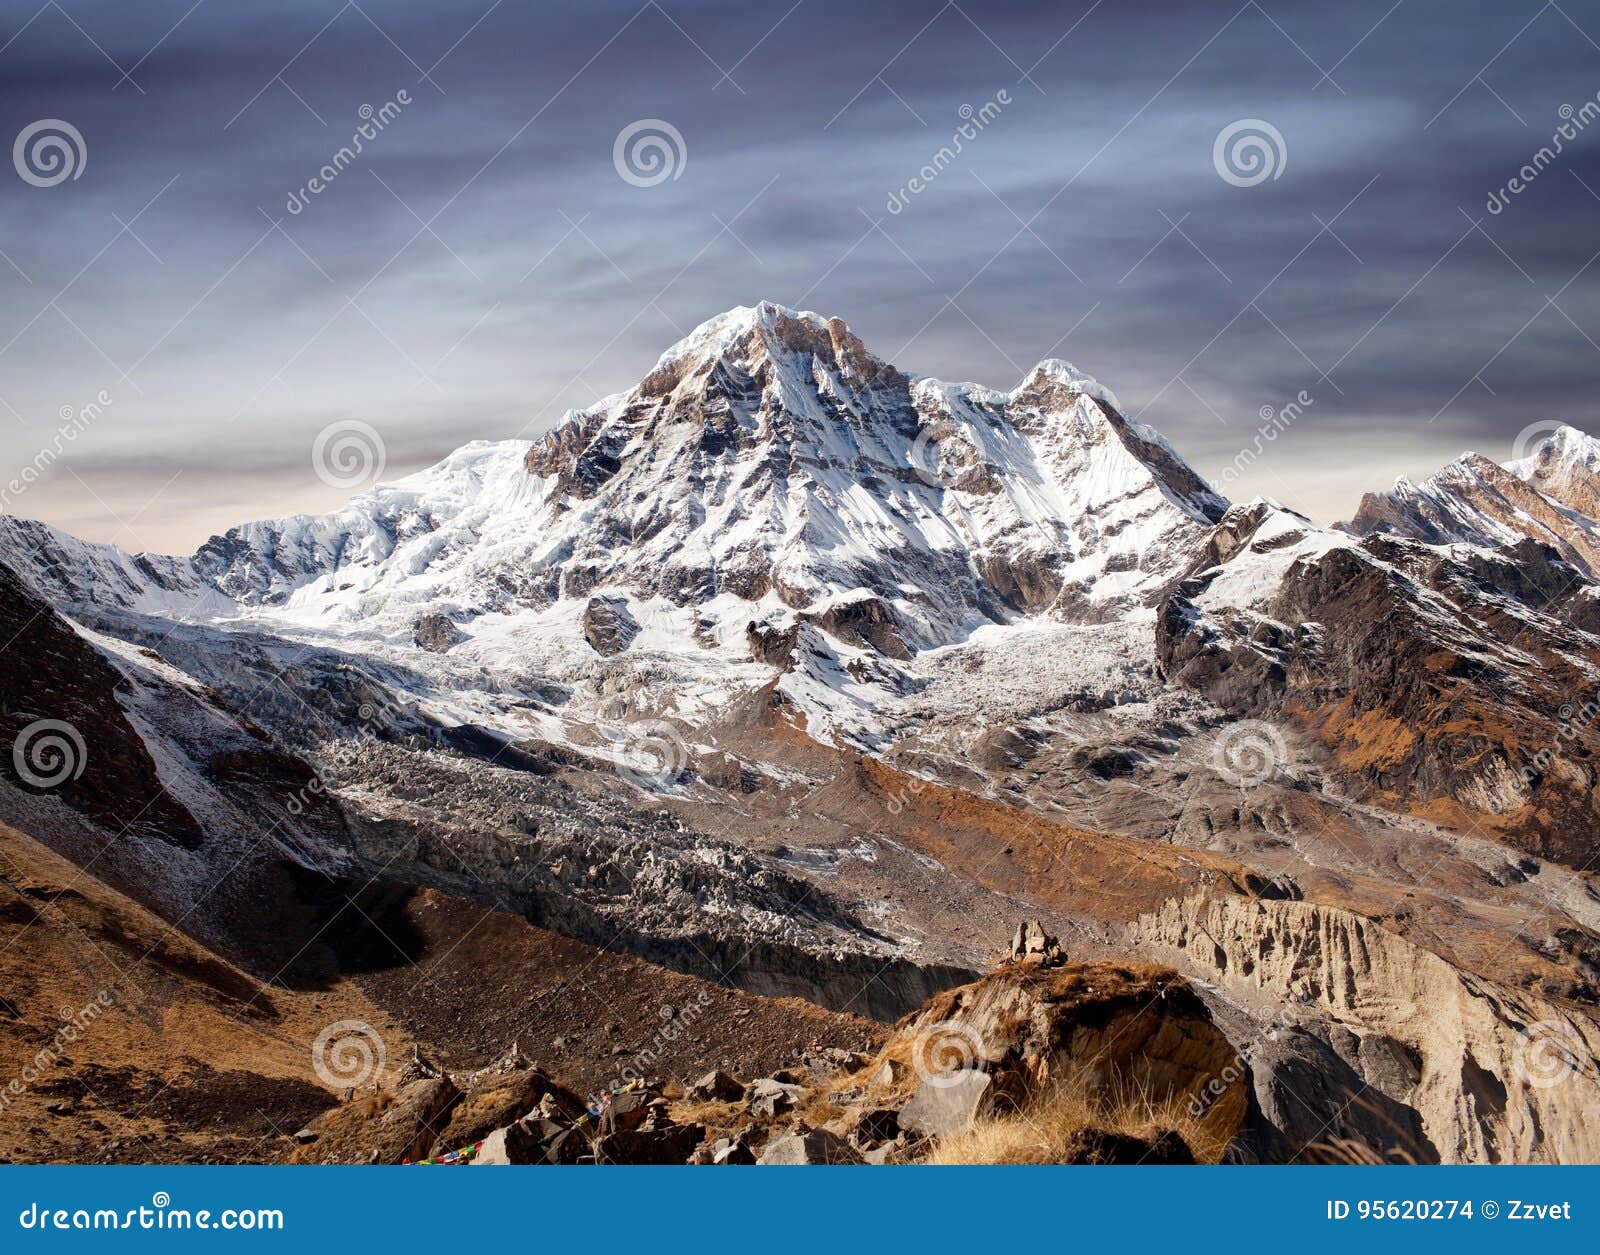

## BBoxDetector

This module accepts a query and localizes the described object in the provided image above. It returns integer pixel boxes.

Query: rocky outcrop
[887,958,1249,1153]
[413,613,466,653]
[746,620,800,670]
[431,1052,583,1148]
[1008,918,1065,965]
[580,597,641,656]
[800,595,911,661]
[594,1120,707,1165]
[289,1076,461,1165]
[1132,893,1600,1163]
[0,560,205,848]
[417,949,1249,1166]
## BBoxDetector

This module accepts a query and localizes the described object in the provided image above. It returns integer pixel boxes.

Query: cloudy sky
[2,0,1599,550]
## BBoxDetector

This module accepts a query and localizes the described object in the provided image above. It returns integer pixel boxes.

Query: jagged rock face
[0,561,375,981]
[799,594,909,660]
[432,1063,584,1149]
[1133,893,1600,1164]
[0,514,220,616]
[1346,451,1600,577]
[1159,503,1600,866]
[745,620,800,670]
[580,597,640,656]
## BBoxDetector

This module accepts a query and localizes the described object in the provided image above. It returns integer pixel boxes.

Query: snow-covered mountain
[2,303,1233,750]
[1508,423,1600,520]
[9,304,1600,843]
[116,304,1220,635]
[510,303,1226,634]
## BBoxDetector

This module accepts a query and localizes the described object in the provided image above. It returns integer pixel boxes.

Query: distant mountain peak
[1346,438,1600,575]
[1505,423,1600,521]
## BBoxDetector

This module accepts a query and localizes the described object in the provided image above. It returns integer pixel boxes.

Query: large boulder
[897,1069,991,1137]
[432,1063,584,1151]
[757,1128,864,1165]
[843,1106,901,1147]
[1008,919,1064,966]
[597,1090,654,1136]
[746,1077,803,1120]
[288,1076,460,1165]
[712,1137,757,1165]
[685,1069,744,1103]
[595,1121,706,1165]
[413,613,466,653]
[472,1118,587,1166]
[885,959,1249,1153]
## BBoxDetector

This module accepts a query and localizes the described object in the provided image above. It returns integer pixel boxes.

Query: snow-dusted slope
[0,514,228,617]
[1345,448,1600,576]
[1508,424,1600,521]
[503,301,1227,640]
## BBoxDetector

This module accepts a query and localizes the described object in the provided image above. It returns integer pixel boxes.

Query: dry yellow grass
[668,1096,745,1140]
[925,1075,1229,1166]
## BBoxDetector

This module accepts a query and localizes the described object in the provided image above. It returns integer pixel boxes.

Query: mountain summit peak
[1014,357,1121,411]
[646,301,893,388]
[1506,422,1600,520]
